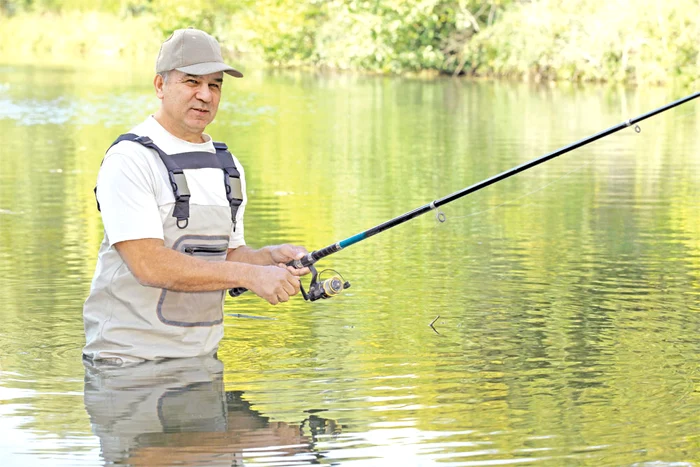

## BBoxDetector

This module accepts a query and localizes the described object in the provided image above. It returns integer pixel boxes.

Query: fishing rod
[231,91,700,302]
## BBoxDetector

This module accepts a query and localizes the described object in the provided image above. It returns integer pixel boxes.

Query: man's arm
[115,238,301,305]
[226,244,311,276]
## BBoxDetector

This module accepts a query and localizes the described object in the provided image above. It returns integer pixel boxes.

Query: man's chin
[185,118,211,133]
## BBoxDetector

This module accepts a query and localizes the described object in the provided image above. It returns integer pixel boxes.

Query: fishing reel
[227,262,350,302]
[301,264,351,302]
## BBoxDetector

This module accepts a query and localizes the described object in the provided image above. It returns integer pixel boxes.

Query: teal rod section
[339,233,366,249]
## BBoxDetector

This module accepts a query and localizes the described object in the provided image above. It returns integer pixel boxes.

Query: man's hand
[246,265,301,305]
[225,243,313,304]
[269,244,311,277]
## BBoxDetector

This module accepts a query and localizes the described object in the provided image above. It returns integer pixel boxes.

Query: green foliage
[314,0,460,73]
[1,0,699,85]
[146,0,251,38]
[0,0,30,15]
[0,0,126,14]
[0,10,160,64]
[236,0,517,73]
[235,1,325,65]
[461,0,700,85]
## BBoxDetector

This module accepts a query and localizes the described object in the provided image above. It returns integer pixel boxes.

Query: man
[83,28,309,364]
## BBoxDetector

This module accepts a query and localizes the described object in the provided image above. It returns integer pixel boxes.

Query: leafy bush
[1,0,125,15]
[239,0,517,73]
[1,0,699,85]
[461,0,700,85]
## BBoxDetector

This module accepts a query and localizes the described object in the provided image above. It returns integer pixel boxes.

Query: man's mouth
[192,108,209,114]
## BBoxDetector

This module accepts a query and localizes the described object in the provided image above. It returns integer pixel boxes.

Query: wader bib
[83,134,243,362]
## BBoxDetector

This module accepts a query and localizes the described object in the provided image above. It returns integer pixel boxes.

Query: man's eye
[186,79,198,85]
[209,84,220,90]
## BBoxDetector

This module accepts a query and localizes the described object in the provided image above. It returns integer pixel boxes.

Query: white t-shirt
[96,116,247,248]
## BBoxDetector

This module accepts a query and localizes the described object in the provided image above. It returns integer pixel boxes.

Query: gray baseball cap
[156,28,243,78]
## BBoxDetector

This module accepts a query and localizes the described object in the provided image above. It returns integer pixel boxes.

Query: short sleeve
[229,221,245,249]
[96,148,165,246]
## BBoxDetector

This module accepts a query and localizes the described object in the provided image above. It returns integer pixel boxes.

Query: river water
[1,65,700,466]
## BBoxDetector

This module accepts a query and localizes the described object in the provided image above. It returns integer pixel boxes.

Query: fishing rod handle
[288,252,318,269]
[229,287,247,297]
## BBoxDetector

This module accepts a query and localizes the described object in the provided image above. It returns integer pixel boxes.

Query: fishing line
[391,127,628,258]
[228,91,700,302]
[388,151,599,260]
[447,153,599,221]
[408,104,698,230]
[320,102,699,269]
[661,105,697,122]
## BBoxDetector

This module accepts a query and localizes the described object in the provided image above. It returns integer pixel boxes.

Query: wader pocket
[157,236,228,327]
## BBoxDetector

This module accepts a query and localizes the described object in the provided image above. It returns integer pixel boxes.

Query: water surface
[1,65,700,466]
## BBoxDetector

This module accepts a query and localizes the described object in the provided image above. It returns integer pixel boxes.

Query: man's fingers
[282,263,310,276]
[253,264,306,304]
[291,266,311,276]
[281,278,297,296]
[290,277,301,294]
[277,291,290,303]
[271,244,309,265]
[285,245,307,260]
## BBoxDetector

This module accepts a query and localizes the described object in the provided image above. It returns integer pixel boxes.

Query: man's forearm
[115,239,258,292]
[226,245,274,265]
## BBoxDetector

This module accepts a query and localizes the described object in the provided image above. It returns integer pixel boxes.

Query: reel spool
[302,265,350,301]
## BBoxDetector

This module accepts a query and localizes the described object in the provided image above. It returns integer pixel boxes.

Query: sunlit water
[1,65,700,466]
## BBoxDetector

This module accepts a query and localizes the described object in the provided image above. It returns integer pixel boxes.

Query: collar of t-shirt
[140,115,216,155]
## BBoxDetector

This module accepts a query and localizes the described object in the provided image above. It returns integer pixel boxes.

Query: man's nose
[196,83,212,102]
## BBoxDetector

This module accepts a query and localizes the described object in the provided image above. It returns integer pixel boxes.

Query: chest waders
[84,134,243,361]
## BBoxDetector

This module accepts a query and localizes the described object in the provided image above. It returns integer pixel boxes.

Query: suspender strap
[130,136,192,229]
[101,133,191,228]
[98,134,242,230]
[108,133,141,150]
[213,141,244,232]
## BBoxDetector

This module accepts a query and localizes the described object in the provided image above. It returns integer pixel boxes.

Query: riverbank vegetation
[1,0,698,85]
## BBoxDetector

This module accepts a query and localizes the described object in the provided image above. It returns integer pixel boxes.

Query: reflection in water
[83,356,339,466]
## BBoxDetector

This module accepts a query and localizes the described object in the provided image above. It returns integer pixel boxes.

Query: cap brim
[176,62,243,78]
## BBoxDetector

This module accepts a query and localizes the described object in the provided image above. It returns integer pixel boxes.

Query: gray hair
[158,70,171,83]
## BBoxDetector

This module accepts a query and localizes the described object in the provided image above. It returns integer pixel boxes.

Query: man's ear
[154,74,165,99]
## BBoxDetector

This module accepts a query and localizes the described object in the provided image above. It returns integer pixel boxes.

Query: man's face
[154,70,224,143]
